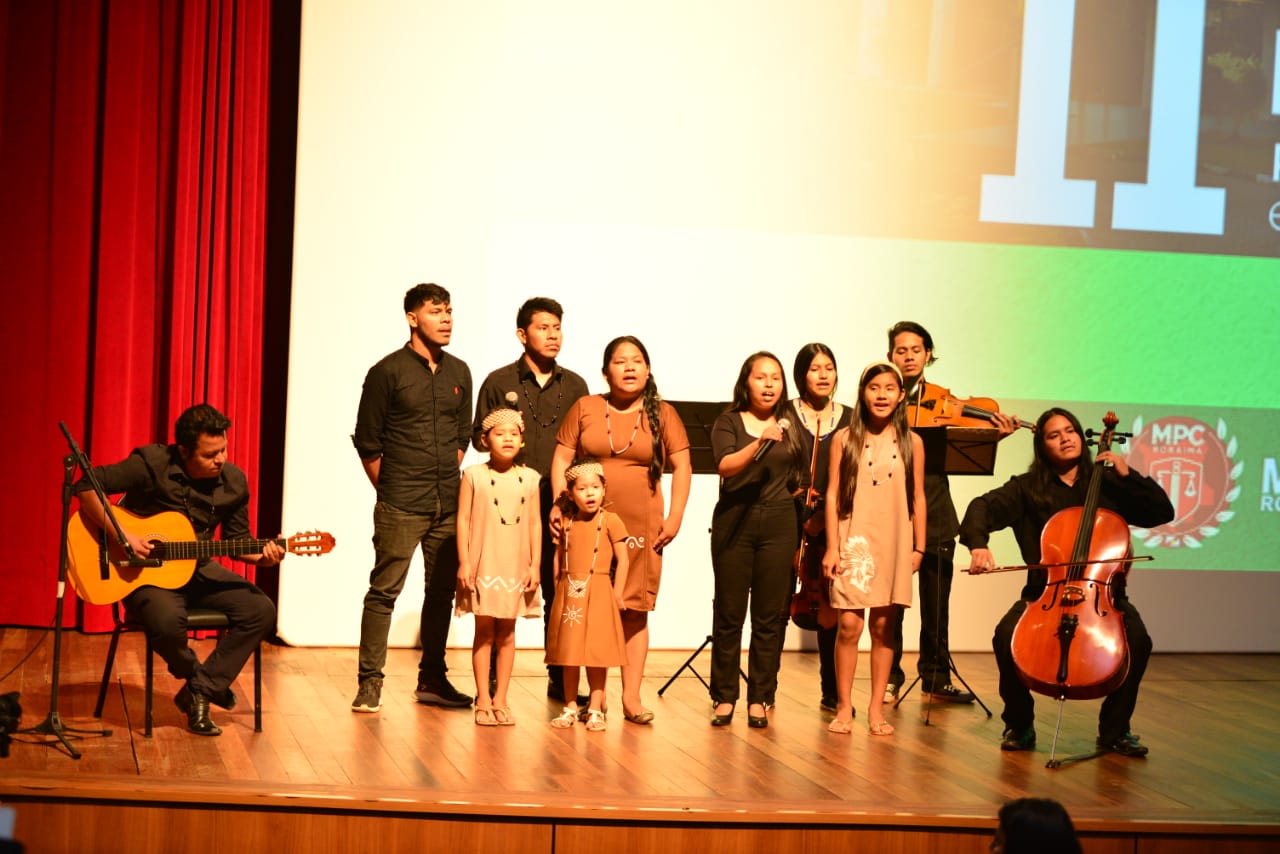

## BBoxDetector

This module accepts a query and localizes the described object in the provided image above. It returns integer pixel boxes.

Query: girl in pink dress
[545,459,629,732]
[822,363,926,736]
[456,408,542,726]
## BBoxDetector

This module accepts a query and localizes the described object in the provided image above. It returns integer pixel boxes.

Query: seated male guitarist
[75,404,280,736]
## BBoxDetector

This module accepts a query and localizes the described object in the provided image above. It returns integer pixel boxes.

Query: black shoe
[177,689,221,736]
[747,713,769,729]
[351,677,383,713]
[883,683,901,704]
[175,684,237,713]
[546,677,566,703]
[819,696,837,713]
[710,704,734,727]
[924,684,975,704]
[1000,727,1035,751]
[414,677,473,708]
[1098,732,1149,757]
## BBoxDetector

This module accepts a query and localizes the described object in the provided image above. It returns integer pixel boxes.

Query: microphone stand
[17,423,119,758]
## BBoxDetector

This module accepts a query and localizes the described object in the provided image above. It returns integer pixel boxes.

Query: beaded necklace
[487,463,525,525]
[796,398,842,440]
[520,374,564,430]
[863,430,898,486]
[604,397,643,457]
[564,510,605,597]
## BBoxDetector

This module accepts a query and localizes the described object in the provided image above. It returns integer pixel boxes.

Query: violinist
[960,408,1174,756]
[788,343,852,714]
[885,321,1020,704]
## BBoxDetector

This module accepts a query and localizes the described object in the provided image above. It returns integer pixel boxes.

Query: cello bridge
[1059,585,1086,607]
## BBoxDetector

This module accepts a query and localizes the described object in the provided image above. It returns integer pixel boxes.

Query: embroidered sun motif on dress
[838,534,876,593]
[562,604,584,626]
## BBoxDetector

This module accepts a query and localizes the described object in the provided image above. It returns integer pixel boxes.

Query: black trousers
[710,501,798,706]
[888,541,956,690]
[993,596,1152,742]
[124,562,275,698]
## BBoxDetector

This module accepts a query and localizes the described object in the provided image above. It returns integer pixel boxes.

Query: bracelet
[913,548,925,554]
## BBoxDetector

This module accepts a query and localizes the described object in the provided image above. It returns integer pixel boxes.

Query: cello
[1009,412,1133,701]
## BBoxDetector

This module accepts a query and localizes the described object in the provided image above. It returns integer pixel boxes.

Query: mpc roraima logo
[1263,457,1280,512]
[1125,415,1241,548]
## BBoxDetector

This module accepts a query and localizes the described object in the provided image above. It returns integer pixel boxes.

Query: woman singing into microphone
[708,352,804,728]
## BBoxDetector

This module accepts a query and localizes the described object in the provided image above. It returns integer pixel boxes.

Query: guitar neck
[160,537,285,561]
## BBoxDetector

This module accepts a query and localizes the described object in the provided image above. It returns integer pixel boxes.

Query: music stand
[17,423,121,758]
[657,401,746,696]
[895,426,999,720]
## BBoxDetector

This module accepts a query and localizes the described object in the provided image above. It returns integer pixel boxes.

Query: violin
[790,413,837,632]
[1008,412,1133,700]
[907,383,1034,431]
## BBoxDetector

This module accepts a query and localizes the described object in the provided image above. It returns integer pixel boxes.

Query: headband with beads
[481,407,525,432]
[565,460,604,483]
[859,360,903,385]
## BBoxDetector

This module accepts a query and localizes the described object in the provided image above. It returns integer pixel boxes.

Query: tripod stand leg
[658,635,713,696]
[947,654,992,717]
[17,450,112,759]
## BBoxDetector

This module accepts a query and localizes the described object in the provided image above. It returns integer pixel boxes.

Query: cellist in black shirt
[960,408,1174,757]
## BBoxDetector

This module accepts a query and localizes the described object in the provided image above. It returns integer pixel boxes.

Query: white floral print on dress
[838,534,876,593]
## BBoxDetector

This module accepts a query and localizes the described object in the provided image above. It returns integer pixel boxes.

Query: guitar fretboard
[153,538,285,561]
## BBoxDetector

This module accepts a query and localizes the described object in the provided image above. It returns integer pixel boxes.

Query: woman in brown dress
[552,336,692,724]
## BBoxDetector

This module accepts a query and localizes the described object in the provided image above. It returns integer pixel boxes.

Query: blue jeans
[358,501,459,683]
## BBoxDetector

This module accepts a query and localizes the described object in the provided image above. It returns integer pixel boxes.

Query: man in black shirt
[885,321,1020,704]
[472,297,589,702]
[75,404,280,736]
[351,283,473,713]
[961,408,1175,756]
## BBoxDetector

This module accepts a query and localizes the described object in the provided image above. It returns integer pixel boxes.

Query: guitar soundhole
[147,539,169,560]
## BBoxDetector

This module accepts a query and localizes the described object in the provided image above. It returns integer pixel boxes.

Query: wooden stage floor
[1,628,1278,852]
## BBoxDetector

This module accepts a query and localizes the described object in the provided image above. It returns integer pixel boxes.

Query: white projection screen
[281,0,1280,654]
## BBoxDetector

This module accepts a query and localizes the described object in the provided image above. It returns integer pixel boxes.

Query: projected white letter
[1112,0,1225,234]
[979,0,1096,228]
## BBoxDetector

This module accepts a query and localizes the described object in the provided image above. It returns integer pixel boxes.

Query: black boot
[176,687,222,736]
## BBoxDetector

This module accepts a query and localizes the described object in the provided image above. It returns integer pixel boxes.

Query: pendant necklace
[488,464,525,525]
[605,397,642,457]
[564,511,605,597]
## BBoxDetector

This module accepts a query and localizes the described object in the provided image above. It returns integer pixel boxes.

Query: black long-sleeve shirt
[76,443,252,574]
[959,466,1174,601]
[471,357,589,478]
[352,344,472,514]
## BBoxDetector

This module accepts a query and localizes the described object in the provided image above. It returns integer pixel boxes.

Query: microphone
[120,557,164,568]
[753,418,790,462]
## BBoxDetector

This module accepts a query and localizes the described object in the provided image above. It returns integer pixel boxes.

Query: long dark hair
[792,342,838,404]
[836,362,914,518]
[729,351,804,486]
[1027,407,1094,517]
[602,336,665,490]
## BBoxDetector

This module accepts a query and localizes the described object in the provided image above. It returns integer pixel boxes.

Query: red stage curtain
[0,0,277,631]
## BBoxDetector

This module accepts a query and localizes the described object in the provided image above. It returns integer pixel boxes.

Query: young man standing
[885,321,1019,704]
[471,297,589,702]
[351,283,473,713]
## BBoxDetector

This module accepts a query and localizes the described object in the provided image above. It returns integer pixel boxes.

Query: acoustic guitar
[67,506,335,605]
